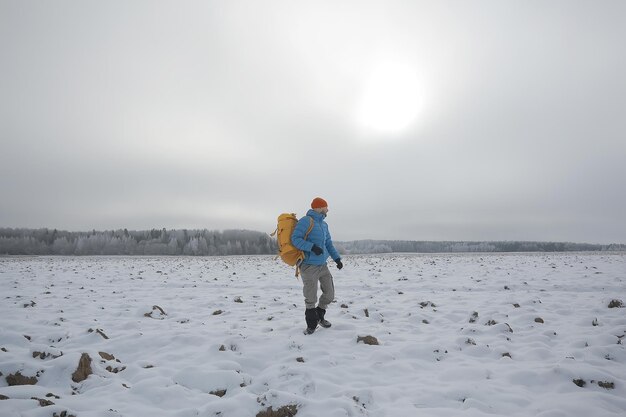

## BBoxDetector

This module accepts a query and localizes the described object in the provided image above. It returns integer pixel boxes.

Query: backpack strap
[295,217,315,277]
[304,216,314,240]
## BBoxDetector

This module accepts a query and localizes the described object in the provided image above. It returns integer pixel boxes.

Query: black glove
[311,245,323,256]
[335,259,343,270]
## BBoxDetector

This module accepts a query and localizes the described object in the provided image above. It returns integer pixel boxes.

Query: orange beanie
[311,197,328,209]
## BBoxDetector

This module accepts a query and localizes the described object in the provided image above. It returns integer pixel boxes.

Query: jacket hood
[306,209,326,221]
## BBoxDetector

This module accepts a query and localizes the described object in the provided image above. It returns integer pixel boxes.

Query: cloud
[1,1,625,243]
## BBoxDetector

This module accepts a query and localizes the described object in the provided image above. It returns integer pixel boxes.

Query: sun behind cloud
[356,61,424,137]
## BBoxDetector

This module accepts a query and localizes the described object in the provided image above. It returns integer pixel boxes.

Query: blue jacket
[291,209,341,266]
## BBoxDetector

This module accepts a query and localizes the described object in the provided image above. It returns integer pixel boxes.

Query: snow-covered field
[1,253,625,417]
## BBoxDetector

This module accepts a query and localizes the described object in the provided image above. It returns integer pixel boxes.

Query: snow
[1,253,625,417]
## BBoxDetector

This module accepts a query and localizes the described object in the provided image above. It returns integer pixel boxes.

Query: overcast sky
[1,1,625,244]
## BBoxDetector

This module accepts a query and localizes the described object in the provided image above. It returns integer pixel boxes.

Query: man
[291,197,343,335]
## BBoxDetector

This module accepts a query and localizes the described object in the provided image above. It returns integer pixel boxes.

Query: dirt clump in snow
[71,353,93,382]
[88,328,109,339]
[100,350,125,374]
[357,335,379,345]
[597,380,615,389]
[98,351,117,361]
[32,396,55,407]
[53,411,76,417]
[6,371,38,386]
[608,299,623,308]
[33,350,63,360]
[106,365,126,373]
[144,305,167,319]
[469,311,478,323]
[256,404,298,417]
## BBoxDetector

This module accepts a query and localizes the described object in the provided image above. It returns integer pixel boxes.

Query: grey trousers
[300,264,335,310]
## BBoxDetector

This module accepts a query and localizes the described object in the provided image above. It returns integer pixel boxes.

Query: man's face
[320,207,329,215]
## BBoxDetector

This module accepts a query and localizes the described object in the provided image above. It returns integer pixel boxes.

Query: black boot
[304,308,319,335]
[316,306,331,328]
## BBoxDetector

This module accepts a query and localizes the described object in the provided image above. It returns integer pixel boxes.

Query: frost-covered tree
[0,227,621,255]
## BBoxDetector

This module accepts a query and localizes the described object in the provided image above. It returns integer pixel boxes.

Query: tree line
[0,228,276,256]
[334,239,626,254]
[0,228,623,256]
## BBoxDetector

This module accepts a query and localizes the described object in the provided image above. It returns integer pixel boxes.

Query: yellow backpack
[270,213,314,277]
